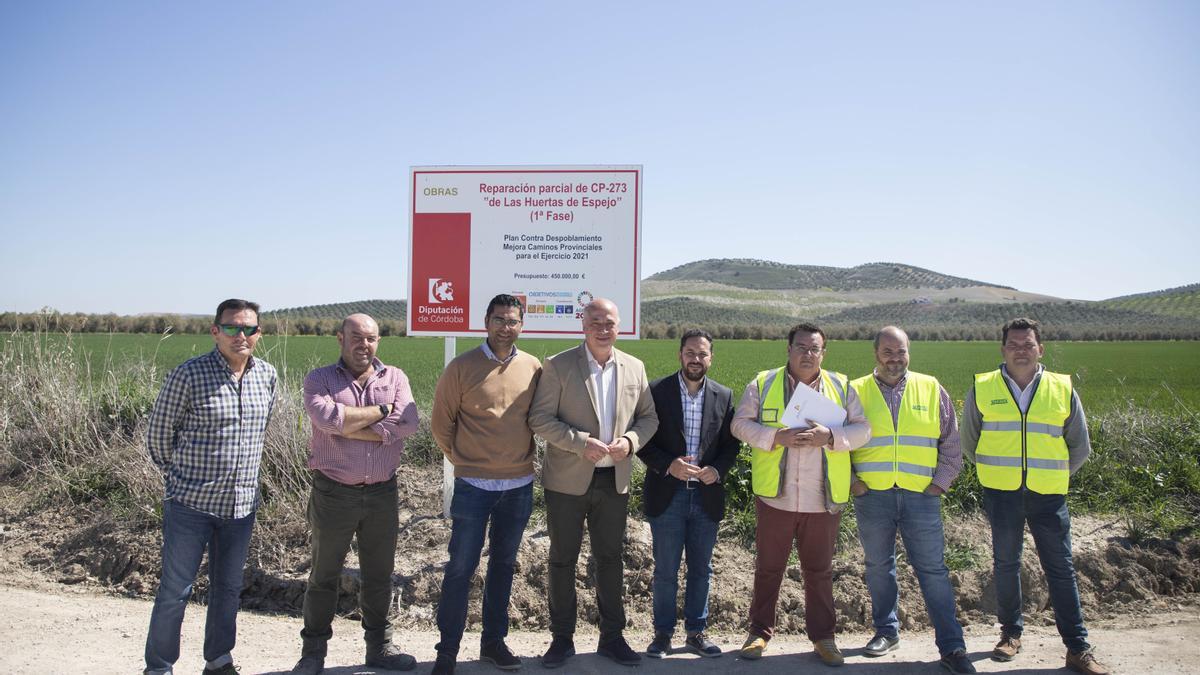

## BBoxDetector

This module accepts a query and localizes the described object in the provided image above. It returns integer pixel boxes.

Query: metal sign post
[442,336,456,518]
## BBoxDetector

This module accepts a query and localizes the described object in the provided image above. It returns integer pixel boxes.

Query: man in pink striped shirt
[291,313,420,675]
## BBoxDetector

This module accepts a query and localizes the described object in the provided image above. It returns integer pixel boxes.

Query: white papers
[779,381,848,429]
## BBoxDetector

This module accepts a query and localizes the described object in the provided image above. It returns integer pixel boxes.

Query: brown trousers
[748,498,840,641]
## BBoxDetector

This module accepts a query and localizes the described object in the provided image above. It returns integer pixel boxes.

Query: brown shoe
[992,634,1021,662]
[1066,649,1111,675]
[740,635,767,660]
[812,639,844,667]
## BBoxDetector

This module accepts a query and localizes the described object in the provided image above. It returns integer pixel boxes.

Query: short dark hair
[214,298,260,325]
[679,328,713,350]
[1002,317,1042,345]
[787,322,826,347]
[485,293,524,320]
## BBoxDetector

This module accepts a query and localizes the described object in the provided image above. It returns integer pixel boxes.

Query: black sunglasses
[218,324,260,337]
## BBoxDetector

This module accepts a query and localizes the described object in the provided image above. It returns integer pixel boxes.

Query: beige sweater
[431,346,542,478]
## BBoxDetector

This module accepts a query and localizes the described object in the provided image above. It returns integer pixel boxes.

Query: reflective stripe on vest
[750,367,851,504]
[973,369,1072,494]
[849,371,942,492]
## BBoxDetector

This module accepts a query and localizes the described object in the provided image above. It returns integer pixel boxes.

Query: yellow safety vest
[751,367,851,504]
[973,369,1072,495]
[849,371,942,492]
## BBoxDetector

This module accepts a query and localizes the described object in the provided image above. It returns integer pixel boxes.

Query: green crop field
[5,330,1198,540]
[34,333,1200,414]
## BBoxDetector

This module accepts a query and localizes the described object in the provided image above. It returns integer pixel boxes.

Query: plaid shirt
[303,357,419,485]
[678,372,705,462]
[147,349,278,519]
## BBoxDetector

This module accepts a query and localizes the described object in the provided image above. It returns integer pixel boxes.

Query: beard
[683,364,707,382]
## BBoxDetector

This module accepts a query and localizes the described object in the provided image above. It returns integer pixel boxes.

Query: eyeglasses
[1005,343,1039,352]
[489,317,522,329]
[790,345,824,356]
[219,324,260,337]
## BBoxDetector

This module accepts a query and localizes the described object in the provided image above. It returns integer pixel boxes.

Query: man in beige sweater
[430,294,542,675]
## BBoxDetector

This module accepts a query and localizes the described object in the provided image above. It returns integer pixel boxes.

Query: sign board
[408,165,642,337]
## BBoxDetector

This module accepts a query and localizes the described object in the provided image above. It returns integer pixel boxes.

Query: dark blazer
[636,372,740,521]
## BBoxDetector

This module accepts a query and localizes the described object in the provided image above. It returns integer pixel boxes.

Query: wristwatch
[378,404,389,419]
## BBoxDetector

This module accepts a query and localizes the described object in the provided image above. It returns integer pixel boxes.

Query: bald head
[338,313,381,376]
[341,313,378,335]
[581,297,620,361]
[584,297,619,319]
[873,325,909,351]
[873,325,910,384]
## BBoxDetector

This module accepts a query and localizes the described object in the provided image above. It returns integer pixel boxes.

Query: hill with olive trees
[637,259,1199,340]
[243,260,1200,340]
[1097,283,1200,320]
[262,299,407,321]
[646,259,1011,290]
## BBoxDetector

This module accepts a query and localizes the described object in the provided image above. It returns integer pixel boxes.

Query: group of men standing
[729,318,1108,675]
[142,296,1109,675]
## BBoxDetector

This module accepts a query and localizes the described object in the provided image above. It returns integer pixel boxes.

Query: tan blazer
[528,344,659,496]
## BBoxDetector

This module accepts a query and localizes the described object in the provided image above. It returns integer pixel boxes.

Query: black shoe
[863,634,900,657]
[541,636,575,669]
[685,632,722,658]
[365,642,416,671]
[598,637,642,666]
[431,652,456,675]
[646,633,672,658]
[481,641,522,670]
[203,665,239,674]
[940,649,977,674]
[289,654,324,675]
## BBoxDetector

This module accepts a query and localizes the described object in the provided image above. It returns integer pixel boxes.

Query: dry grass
[0,331,438,572]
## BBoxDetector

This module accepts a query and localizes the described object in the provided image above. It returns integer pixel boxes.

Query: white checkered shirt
[147,349,278,518]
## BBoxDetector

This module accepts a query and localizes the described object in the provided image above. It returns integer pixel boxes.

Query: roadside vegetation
[3,330,1197,555]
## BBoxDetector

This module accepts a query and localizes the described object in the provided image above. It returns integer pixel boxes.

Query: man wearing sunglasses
[145,299,278,675]
[291,313,421,675]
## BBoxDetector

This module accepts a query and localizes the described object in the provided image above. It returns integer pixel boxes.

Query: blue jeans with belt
[648,485,719,635]
[144,499,256,674]
[435,479,533,656]
[983,487,1089,652]
[854,487,965,655]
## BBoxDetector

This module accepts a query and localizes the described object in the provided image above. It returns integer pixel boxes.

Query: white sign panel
[408,165,642,337]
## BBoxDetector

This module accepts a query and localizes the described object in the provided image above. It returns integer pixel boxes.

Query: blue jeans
[648,487,719,635]
[144,499,256,674]
[435,479,533,656]
[854,488,964,655]
[983,487,1089,652]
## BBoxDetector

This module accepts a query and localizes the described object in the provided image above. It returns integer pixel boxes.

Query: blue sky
[2,1,1197,315]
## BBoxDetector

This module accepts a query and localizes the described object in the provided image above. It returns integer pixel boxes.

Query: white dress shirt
[586,345,618,468]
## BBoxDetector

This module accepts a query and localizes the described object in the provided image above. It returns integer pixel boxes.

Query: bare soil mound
[2,463,1197,636]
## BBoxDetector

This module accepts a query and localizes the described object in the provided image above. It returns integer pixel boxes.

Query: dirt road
[2,577,1195,675]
